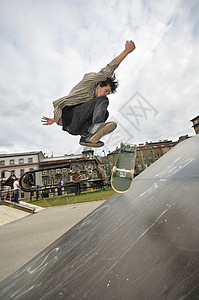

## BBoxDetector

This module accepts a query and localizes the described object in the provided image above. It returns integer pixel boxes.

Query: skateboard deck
[111,143,136,193]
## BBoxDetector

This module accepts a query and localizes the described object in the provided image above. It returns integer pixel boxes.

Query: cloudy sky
[0,0,198,157]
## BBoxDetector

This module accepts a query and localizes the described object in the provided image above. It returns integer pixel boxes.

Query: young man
[42,40,136,147]
[13,178,20,203]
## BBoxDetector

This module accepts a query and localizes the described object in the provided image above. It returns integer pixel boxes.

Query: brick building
[107,139,179,176]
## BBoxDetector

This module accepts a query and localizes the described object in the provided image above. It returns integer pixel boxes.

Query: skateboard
[111,143,136,193]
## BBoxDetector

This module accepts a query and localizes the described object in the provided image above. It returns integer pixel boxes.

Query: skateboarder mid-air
[41,40,136,148]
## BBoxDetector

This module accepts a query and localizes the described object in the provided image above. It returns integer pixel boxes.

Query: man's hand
[115,40,136,66]
[125,40,136,54]
[41,116,55,125]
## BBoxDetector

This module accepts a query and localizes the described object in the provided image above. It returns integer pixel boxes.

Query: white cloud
[0,0,198,156]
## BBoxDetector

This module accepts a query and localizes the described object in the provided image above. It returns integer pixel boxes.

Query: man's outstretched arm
[115,40,136,66]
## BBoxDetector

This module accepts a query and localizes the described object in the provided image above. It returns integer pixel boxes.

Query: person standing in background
[13,178,20,203]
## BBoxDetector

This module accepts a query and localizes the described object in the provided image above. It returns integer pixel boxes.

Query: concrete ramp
[0,136,199,299]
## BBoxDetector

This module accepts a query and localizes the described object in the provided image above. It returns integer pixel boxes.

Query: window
[136,157,139,162]
[155,154,160,160]
[0,160,5,165]
[81,173,86,179]
[43,177,48,185]
[10,160,14,165]
[19,159,24,164]
[20,169,25,175]
[28,158,33,163]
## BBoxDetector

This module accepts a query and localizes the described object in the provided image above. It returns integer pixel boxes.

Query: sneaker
[89,122,117,144]
[79,136,104,148]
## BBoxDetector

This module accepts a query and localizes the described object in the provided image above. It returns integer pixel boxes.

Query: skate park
[0,135,198,299]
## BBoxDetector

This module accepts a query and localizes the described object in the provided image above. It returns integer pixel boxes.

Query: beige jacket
[53,59,118,125]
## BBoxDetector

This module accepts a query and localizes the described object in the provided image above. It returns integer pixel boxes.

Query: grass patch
[26,187,115,208]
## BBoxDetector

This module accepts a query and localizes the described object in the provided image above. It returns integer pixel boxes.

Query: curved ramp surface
[0,136,199,300]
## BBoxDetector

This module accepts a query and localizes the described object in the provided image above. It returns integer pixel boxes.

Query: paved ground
[0,206,30,227]
[0,200,105,282]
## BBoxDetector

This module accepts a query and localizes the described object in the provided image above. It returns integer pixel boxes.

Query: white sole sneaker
[90,122,117,144]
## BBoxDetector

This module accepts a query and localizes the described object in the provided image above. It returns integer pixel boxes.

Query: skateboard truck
[113,167,135,177]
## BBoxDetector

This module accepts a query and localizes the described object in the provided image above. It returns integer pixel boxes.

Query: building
[0,151,45,200]
[39,147,106,188]
[135,140,179,174]
[190,115,199,134]
[107,139,179,176]
[0,148,106,200]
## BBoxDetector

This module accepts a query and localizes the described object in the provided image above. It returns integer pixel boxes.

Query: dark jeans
[62,96,109,136]
[14,189,19,203]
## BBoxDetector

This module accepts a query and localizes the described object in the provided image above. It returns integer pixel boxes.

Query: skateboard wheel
[113,166,117,173]
[130,169,134,176]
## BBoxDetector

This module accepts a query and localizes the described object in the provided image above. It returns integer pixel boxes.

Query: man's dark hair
[99,74,119,94]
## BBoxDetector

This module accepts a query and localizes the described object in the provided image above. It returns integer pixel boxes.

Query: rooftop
[190,115,199,122]
[0,151,43,158]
